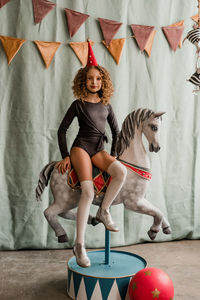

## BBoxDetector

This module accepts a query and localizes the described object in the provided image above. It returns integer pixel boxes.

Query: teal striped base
[67,250,147,300]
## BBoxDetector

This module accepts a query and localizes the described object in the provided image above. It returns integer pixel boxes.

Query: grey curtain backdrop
[0,0,199,250]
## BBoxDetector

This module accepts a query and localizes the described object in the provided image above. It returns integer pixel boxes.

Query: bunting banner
[65,8,89,38]
[0,35,26,64]
[0,0,11,8]
[34,41,61,68]
[2,5,200,68]
[32,0,56,24]
[69,41,94,66]
[162,25,184,52]
[98,18,123,46]
[102,38,125,64]
[130,24,155,52]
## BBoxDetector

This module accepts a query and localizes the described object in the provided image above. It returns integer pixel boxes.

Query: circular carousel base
[67,250,147,300]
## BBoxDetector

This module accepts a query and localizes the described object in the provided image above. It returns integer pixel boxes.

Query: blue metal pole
[105,229,110,265]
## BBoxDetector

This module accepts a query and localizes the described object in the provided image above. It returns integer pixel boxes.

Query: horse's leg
[59,210,96,226]
[44,204,69,243]
[124,197,164,240]
[161,216,172,234]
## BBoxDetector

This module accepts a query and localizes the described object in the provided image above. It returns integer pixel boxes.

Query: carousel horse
[36,108,172,243]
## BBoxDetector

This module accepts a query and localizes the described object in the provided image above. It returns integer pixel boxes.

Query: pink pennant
[65,8,89,38]
[0,0,11,8]
[162,26,184,52]
[98,17,122,46]
[32,0,56,24]
[131,24,155,52]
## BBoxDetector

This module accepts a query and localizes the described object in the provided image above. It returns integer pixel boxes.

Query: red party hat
[87,40,98,66]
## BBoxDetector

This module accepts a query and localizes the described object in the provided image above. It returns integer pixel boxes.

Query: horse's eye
[151,125,158,132]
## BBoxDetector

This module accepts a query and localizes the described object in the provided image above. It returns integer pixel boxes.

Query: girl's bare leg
[92,151,127,232]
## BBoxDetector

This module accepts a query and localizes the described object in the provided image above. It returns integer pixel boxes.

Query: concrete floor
[0,240,199,300]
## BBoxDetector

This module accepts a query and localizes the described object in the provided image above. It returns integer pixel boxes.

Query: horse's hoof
[147,230,158,241]
[91,217,100,226]
[163,226,172,235]
[58,234,68,243]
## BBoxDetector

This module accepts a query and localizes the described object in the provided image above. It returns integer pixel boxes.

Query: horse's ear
[154,112,166,118]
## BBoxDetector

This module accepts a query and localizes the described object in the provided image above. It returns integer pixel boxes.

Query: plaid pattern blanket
[67,166,112,196]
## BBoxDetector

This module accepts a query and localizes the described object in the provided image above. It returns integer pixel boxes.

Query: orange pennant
[102,38,125,64]
[69,41,94,66]
[0,36,26,64]
[191,14,198,23]
[170,20,184,48]
[144,30,156,57]
[34,41,61,68]
[0,0,11,8]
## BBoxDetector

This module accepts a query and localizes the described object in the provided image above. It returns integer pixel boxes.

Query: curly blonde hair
[72,65,114,105]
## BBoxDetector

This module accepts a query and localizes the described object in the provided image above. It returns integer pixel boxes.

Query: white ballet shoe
[73,243,91,268]
[96,208,119,232]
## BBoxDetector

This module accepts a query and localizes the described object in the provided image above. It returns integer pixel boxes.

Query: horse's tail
[36,161,57,201]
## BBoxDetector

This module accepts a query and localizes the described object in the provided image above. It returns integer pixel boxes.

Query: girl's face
[86,68,102,93]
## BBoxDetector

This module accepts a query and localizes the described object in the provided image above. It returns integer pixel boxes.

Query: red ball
[129,267,174,300]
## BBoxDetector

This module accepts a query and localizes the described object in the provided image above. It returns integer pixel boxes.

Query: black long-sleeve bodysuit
[57,99,119,158]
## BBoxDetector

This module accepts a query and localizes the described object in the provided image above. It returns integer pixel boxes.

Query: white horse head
[117,109,166,168]
[142,110,166,153]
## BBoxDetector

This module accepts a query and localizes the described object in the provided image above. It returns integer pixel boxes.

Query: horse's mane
[116,108,154,156]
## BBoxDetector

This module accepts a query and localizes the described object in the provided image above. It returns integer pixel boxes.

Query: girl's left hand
[56,156,71,174]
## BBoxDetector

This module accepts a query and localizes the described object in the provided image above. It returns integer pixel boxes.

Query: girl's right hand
[56,156,71,174]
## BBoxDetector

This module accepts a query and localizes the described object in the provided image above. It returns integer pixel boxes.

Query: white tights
[76,161,127,244]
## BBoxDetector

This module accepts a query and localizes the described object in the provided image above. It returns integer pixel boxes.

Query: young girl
[56,42,127,268]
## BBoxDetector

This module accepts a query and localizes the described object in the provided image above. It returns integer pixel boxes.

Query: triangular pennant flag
[131,24,155,52]
[102,38,125,64]
[32,0,56,24]
[162,25,184,52]
[65,8,89,38]
[69,273,75,299]
[116,277,131,300]
[84,276,98,300]
[34,41,61,68]
[144,30,156,57]
[98,18,123,46]
[106,279,121,299]
[99,278,114,299]
[69,41,94,66]
[191,14,198,23]
[73,272,82,299]
[0,0,11,8]
[170,20,184,48]
[91,280,102,300]
[0,36,26,64]
[67,269,72,293]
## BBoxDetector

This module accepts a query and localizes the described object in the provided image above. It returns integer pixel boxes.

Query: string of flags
[0,1,198,68]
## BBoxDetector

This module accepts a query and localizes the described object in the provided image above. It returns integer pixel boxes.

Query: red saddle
[67,160,151,196]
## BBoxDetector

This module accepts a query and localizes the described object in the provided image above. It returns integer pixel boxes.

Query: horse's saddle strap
[120,161,152,181]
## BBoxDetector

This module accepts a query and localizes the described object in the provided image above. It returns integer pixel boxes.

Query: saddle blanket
[67,165,111,196]
[67,161,152,196]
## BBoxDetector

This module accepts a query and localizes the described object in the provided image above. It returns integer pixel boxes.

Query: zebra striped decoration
[188,71,200,86]
[185,28,200,44]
